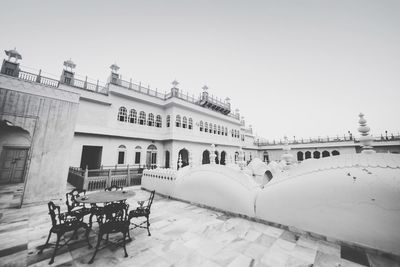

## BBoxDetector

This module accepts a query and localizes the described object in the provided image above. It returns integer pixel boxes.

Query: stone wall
[0,75,79,204]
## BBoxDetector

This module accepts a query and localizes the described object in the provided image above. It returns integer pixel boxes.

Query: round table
[76,191,136,204]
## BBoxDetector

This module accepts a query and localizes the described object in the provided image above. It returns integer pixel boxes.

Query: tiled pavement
[1,186,399,267]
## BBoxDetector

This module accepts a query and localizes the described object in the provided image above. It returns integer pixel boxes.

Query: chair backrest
[95,202,129,226]
[104,185,123,192]
[48,201,62,226]
[144,190,155,210]
[66,189,86,212]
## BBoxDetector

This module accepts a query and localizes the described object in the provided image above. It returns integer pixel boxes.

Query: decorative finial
[172,79,179,88]
[202,85,208,92]
[358,113,375,154]
[63,58,76,71]
[5,48,22,62]
[209,144,216,164]
[110,63,120,73]
[281,135,293,168]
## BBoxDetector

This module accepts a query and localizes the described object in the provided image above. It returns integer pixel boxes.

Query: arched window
[148,113,154,126]
[188,118,193,130]
[118,107,127,122]
[139,111,146,125]
[305,151,311,159]
[200,121,203,131]
[156,115,162,128]
[231,129,234,137]
[313,151,320,159]
[221,126,224,136]
[322,150,330,158]
[205,122,208,133]
[166,115,170,127]
[182,116,187,129]
[297,151,304,161]
[117,145,126,164]
[214,124,217,134]
[128,109,137,123]
[218,125,221,135]
[332,150,340,156]
[225,127,228,136]
[209,123,213,134]
[146,144,157,169]
[176,115,181,127]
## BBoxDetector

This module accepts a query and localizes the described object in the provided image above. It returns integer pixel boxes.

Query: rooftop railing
[254,133,400,146]
[18,70,59,88]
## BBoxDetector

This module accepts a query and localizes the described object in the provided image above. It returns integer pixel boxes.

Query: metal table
[76,190,136,204]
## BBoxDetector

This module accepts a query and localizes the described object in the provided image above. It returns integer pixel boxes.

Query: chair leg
[146,215,151,236]
[84,225,92,248]
[127,228,132,242]
[38,231,52,254]
[71,228,79,240]
[122,232,128,257]
[49,233,61,264]
[88,233,102,264]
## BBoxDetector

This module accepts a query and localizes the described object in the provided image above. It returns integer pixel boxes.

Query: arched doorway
[178,149,189,169]
[305,151,311,159]
[265,170,273,182]
[297,151,304,161]
[220,151,226,165]
[0,120,31,184]
[313,151,321,159]
[165,150,170,168]
[322,150,330,158]
[332,150,340,156]
[202,150,210,164]
[215,151,219,164]
[146,144,157,169]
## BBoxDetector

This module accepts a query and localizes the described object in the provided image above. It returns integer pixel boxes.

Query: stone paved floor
[1,186,399,267]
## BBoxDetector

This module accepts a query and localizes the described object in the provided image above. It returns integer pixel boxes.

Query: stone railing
[141,168,177,196]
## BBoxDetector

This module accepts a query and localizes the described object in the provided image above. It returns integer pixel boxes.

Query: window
[200,121,203,131]
[118,107,127,122]
[188,118,193,130]
[225,127,228,136]
[148,113,154,126]
[166,115,170,127]
[5,68,14,76]
[182,117,187,129]
[134,146,142,164]
[156,115,162,128]
[209,123,213,134]
[176,115,181,127]
[117,145,126,164]
[218,125,221,135]
[139,111,146,125]
[205,122,208,133]
[214,124,217,134]
[221,126,224,136]
[128,109,137,123]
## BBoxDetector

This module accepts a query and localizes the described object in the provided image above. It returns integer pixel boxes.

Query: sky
[1,0,399,140]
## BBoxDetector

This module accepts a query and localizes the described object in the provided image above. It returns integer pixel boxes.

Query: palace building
[1,49,399,204]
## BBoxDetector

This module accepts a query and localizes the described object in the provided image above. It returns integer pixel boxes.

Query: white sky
[1,0,399,140]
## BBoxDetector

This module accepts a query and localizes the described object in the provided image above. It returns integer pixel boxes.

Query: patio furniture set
[38,186,155,264]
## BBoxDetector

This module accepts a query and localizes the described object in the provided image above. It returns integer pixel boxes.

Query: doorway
[80,146,103,170]
[178,149,189,169]
[0,147,29,184]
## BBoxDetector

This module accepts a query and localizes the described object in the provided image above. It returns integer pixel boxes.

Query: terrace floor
[0,185,399,267]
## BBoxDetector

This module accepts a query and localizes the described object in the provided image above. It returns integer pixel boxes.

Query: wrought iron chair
[88,202,130,264]
[104,185,123,191]
[65,189,92,222]
[39,201,91,264]
[128,190,155,236]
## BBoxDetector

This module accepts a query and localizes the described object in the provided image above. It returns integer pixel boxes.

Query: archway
[215,151,219,164]
[305,151,311,159]
[220,151,226,165]
[146,144,157,169]
[332,150,340,156]
[178,148,189,169]
[165,150,170,168]
[297,151,304,161]
[313,151,321,159]
[322,150,330,158]
[0,120,31,184]
[202,150,210,164]
[265,170,273,182]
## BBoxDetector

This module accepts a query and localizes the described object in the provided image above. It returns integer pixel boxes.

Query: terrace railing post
[96,80,99,92]
[83,168,89,191]
[127,164,130,186]
[107,169,112,187]
[36,69,42,83]
[84,76,88,89]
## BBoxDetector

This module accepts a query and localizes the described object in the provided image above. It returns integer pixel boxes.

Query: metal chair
[104,185,123,191]
[88,202,130,264]
[65,189,92,223]
[39,201,91,264]
[128,190,155,236]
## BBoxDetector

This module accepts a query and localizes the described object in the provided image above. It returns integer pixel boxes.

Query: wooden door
[0,148,29,184]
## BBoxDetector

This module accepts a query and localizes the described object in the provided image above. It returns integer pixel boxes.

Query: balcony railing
[18,70,59,88]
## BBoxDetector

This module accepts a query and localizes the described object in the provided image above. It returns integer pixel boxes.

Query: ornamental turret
[358,113,375,154]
